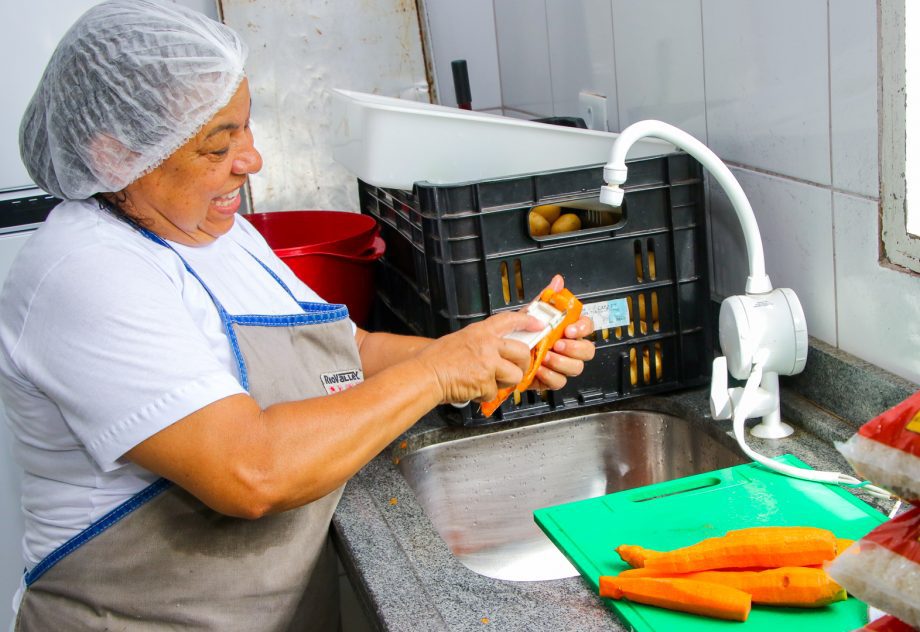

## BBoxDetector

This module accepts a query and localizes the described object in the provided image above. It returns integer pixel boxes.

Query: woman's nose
[232,142,263,175]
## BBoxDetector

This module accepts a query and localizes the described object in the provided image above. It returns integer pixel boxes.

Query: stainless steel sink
[397,410,745,582]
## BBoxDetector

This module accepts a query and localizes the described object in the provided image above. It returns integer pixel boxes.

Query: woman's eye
[209,148,229,157]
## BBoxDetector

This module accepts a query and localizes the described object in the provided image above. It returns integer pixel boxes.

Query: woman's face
[120,78,263,246]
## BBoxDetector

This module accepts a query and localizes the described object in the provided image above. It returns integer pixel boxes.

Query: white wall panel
[494,0,554,117]
[835,192,920,383]
[612,0,705,140]
[423,0,502,109]
[703,0,830,185]
[546,0,618,130]
[221,0,430,213]
[830,0,879,198]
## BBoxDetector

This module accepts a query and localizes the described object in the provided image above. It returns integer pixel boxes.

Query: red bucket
[244,211,384,327]
[246,210,379,256]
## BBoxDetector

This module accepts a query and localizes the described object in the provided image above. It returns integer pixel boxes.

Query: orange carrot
[599,576,751,622]
[615,544,660,568]
[641,526,837,574]
[480,286,582,417]
[618,566,846,607]
[836,538,855,554]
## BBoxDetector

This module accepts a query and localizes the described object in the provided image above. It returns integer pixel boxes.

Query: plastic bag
[836,391,920,503]
[827,506,920,628]
[852,614,918,632]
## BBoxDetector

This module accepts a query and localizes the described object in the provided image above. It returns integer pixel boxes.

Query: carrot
[617,566,846,607]
[615,544,660,568]
[599,576,751,622]
[480,286,582,418]
[836,538,855,554]
[641,526,837,574]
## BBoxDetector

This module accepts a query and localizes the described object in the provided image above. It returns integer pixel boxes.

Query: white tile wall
[702,0,831,185]
[834,193,920,384]
[829,0,879,198]
[546,0,618,130]
[493,0,554,116]
[422,0,502,109]
[612,0,706,140]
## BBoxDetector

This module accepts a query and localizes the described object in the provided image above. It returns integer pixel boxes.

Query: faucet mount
[602,120,807,440]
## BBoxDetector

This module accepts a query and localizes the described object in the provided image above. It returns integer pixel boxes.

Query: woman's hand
[528,274,596,391]
[413,310,545,405]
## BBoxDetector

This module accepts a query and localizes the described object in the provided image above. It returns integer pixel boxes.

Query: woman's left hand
[527,274,596,391]
[529,315,596,391]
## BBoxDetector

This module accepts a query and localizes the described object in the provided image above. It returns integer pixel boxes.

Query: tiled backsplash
[420,0,920,386]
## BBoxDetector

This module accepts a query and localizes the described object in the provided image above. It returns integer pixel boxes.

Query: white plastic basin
[330,89,676,190]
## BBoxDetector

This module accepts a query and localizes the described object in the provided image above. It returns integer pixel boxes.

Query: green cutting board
[534,454,887,631]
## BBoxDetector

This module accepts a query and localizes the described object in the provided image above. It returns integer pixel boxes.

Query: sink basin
[397,410,745,582]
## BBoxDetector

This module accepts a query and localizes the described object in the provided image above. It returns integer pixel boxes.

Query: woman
[0,2,595,630]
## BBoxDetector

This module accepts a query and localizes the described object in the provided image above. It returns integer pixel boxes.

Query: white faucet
[600,120,808,440]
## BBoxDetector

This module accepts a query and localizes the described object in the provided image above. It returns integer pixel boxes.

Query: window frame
[881,0,920,272]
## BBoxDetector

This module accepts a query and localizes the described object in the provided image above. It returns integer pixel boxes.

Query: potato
[531,204,562,225]
[529,211,551,236]
[550,213,582,234]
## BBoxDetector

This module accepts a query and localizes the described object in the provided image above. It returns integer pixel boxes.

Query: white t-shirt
[0,199,340,575]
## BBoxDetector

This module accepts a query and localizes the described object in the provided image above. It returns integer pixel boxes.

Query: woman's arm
[125,310,538,519]
[127,276,595,520]
[353,328,433,377]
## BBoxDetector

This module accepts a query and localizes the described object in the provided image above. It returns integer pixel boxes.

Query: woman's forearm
[355,328,433,377]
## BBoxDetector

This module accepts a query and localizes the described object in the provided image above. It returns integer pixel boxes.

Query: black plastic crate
[361,152,711,426]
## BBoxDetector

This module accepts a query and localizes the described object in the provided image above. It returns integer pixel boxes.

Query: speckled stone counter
[331,338,915,632]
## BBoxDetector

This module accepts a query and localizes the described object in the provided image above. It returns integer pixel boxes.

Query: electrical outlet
[578,91,608,131]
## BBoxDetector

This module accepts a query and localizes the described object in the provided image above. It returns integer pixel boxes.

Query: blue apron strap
[24,478,172,586]
[135,227,349,389]
[137,228,250,386]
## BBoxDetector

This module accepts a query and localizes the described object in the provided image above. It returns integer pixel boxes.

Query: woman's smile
[212,188,242,214]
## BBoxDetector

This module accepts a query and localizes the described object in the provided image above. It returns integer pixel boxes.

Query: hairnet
[19,0,247,200]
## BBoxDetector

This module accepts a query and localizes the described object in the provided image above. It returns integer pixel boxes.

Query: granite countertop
[331,340,916,632]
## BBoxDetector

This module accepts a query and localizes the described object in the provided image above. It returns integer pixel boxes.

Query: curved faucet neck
[604,120,772,294]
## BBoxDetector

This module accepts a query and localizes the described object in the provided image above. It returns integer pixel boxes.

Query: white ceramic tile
[835,193,920,384]
[709,168,836,345]
[612,0,706,140]
[494,0,554,116]
[829,0,879,198]
[702,0,831,185]
[423,0,503,110]
[545,0,618,131]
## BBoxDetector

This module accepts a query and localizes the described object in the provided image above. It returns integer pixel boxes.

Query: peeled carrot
[617,566,846,607]
[615,544,660,568]
[599,576,751,622]
[641,526,837,574]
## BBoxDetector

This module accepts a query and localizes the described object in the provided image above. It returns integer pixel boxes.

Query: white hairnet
[20,0,247,200]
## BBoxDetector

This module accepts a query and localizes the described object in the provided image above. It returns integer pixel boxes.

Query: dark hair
[93,193,149,231]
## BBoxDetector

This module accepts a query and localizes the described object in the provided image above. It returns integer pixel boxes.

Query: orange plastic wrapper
[827,506,920,628]
[836,391,920,503]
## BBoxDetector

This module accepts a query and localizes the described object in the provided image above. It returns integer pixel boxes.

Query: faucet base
[750,419,794,439]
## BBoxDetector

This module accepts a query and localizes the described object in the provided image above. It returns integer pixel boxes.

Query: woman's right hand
[414,311,544,405]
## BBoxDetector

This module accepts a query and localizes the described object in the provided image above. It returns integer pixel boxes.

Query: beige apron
[15,230,364,631]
